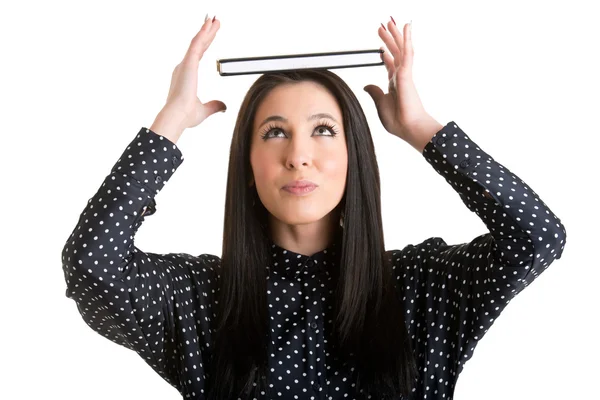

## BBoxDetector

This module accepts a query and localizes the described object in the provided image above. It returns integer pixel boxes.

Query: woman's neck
[268,209,341,256]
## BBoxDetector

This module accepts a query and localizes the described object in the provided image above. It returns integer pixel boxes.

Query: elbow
[534,223,567,267]
[551,222,567,260]
[61,239,83,299]
[61,233,97,299]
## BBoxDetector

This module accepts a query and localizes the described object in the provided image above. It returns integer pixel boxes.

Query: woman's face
[250,81,348,227]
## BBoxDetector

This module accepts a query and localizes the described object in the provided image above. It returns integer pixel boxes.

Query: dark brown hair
[208,69,417,399]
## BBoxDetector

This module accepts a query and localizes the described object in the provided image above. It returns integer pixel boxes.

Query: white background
[2,0,598,398]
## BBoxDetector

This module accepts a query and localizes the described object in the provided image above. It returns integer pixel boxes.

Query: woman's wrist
[403,115,444,153]
[150,106,188,144]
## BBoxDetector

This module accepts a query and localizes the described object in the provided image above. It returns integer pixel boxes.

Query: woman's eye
[314,125,336,136]
[270,128,286,138]
[262,125,336,140]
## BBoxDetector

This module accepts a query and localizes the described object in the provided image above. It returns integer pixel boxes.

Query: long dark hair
[208,69,418,399]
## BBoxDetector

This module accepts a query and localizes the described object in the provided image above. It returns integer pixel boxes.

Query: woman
[61,15,567,399]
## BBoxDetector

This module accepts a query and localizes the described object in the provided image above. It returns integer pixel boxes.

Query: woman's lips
[282,180,317,195]
[282,185,317,195]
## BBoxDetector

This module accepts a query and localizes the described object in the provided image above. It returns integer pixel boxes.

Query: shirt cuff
[110,127,184,196]
[421,121,490,178]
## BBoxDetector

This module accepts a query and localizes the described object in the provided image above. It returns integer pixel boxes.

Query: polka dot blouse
[61,121,567,399]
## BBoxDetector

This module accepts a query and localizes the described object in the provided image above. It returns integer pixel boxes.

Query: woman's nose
[285,137,313,169]
[286,153,311,169]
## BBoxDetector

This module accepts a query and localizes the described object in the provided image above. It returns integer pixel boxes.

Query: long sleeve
[61,127,218,397]
[390,121,567,399]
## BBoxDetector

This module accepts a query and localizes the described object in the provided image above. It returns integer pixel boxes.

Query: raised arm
[61,126,219,392]
[61,15,227,396]
[363,18,566,398]
[391,121,566,397]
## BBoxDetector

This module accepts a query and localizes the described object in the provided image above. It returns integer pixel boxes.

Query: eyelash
[259,120,340,141]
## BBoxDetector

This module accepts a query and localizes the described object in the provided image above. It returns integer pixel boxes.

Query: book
[216,49,384,76]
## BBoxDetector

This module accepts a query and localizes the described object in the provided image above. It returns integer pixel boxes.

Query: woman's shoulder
[385,236,446,263]
[157,252,222,286]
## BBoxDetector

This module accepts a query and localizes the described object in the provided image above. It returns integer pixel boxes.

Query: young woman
[61,15,567,400]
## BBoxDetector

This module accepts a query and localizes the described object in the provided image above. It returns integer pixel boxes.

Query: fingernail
[380,23,387,31]
[205,13,209,22]
[212,15,216,22]
[390,16,396,25]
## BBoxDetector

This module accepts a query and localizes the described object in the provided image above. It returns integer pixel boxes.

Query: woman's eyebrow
[257,113,339,129]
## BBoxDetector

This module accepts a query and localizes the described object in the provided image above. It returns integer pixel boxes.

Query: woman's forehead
[254,82,343,127]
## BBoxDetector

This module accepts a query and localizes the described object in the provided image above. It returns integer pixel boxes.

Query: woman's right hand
[152,15,226,140]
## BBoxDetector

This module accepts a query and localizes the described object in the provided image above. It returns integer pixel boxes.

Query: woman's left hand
[364,18,434,145]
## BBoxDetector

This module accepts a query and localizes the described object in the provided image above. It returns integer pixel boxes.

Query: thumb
[363,85,385,107]
[203,100,227,117]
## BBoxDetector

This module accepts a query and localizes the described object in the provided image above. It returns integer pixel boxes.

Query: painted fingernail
[205,13,209,22]
[390,16,396,25]
[381,23,387,31]
[212,15,216,22]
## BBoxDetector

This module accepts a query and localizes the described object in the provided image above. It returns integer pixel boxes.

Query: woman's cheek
[323,153,348,181]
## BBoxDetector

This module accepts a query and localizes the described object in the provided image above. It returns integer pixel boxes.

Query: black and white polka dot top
[61,121,566,399]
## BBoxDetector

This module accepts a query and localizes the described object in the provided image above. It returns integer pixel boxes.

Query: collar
[266,235,341,281]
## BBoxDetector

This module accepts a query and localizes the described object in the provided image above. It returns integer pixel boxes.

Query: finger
[380,46,395,81]
[202,100,227,118]
[387,20,404,67]
[378,24,401,66]
[185,17,219,61]
[402,22,413,69]
[190,19,218,55]
[363,84,385,106]
[194,15,214,41]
